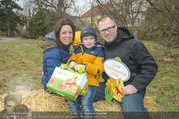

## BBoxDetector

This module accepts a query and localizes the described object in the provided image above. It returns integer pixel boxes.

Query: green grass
[0,38,43,93]
[143,40,179,111]
[0,38,178,112]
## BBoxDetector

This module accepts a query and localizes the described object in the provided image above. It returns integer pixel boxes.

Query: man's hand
[123,84,138,96]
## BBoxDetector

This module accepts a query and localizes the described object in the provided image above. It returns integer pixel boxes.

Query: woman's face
[60,25,73,45]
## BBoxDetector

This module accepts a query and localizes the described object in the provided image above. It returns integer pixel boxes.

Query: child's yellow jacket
[67,43,104,87]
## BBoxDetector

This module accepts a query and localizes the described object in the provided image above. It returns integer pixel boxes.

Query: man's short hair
[97,15,117,26]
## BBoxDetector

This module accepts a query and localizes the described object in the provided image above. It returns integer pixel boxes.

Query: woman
[40,18,76,91]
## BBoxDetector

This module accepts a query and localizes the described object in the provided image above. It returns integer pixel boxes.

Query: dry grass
[0,38,43,94]
[0,89,158,112]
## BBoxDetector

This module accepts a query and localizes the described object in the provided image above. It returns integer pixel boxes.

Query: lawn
[0,37,178,112]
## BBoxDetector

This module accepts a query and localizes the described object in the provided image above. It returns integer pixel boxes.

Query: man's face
[5,101,17,114]
[98,18,117,42]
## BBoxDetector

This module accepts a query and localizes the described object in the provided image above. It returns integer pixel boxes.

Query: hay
[21,89,70,111]
[93,100,121,111]
[93,96,158,111]
[0,89,158,112]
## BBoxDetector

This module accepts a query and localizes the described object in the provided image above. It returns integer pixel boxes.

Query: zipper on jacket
[80,45,93,64]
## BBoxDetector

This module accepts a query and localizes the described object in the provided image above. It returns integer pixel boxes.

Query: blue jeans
[120,91,152,119]
[93,82,105,102]
[68,85,97,119]
[94,82,152,119]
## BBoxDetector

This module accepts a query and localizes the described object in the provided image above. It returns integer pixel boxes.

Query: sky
[16,0,90,7]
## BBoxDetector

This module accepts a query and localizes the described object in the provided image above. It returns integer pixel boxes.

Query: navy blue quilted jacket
[40,32,71,91]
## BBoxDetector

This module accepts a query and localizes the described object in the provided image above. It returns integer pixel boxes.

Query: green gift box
[47,65,88,101]
[79,82,89,96]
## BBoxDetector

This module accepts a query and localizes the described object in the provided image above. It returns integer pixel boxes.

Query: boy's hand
[69,61,77,69]
[74,65,85,71]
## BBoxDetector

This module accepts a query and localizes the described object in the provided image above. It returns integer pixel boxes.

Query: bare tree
[94,0,147,30]
[31,0,77,32]
[17,0,35,17]
[69,0,92,30]
[145,0,179,55]
[20,0,75,22]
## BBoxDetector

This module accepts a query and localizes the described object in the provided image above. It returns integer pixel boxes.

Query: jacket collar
[40,39,71,52]
[40,40,57,52]
[61,43,71,50]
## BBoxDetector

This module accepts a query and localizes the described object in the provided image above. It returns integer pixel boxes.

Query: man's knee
[120,92,145,111]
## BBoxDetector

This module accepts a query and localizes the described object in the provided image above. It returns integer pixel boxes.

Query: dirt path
[0,38,19,42]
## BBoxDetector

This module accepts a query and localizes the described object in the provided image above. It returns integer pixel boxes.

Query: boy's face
[82,36,96,49]
[5,101,17,114]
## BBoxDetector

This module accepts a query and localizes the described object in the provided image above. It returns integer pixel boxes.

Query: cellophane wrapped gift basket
[47,64,88,101]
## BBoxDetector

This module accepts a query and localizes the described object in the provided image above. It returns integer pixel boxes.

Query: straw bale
[93,100,121,111]
[0,94,6,111]
[93,96,158,111]
[0,89,158,112]
[21,89,70,111]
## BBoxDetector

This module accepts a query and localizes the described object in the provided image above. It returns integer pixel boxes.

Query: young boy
[67,24,104,118]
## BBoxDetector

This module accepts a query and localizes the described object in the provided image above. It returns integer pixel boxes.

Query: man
[96,15,158,119]
[1,94,22,118]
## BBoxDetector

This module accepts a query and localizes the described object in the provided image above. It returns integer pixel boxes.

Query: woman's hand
[69,61,77,69]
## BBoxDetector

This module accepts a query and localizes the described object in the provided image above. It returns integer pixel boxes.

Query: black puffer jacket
[102,27,158,91]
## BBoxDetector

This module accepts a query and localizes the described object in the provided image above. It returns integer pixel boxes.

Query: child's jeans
[68,85,97,119]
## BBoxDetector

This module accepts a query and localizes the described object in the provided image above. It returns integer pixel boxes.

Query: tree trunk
[7,21,11,37]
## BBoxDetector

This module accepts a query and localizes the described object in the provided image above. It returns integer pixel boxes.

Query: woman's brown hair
[54,18,76,49]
